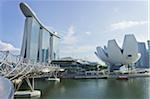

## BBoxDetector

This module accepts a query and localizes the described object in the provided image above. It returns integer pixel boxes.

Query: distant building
[135,40,150,68]
[148,40,150,68]
[135,42,147,68]
[20,3,60,63]
[51,57,98,69]
[51,57,100,78]
[148,40,150,49]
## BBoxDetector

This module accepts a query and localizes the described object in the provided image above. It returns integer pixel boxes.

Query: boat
[46,78,60,82]
[116,75,128,80]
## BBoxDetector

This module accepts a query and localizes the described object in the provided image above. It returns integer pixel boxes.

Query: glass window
[29,18,40,63]
[53,36,59,60]
[41,29,50,63]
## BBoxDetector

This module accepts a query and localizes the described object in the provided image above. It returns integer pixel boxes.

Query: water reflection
[16,77,150,99]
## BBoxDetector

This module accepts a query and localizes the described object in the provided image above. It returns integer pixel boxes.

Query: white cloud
[61,45,95,54]
[60,26,100,62]
[75,45,95,53]
[110,20,148,31]
[82,54,105,64]
[0,40,20,52]
[85,32,91,35]
[60,44,104,63]
[62,25,77,45]
[68,25,75,35]
[113,8,119,13]
[61,46,105,64]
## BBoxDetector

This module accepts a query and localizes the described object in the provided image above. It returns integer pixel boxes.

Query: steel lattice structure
[0,51,60,91]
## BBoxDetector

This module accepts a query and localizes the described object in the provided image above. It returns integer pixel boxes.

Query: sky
[0,0,149,63]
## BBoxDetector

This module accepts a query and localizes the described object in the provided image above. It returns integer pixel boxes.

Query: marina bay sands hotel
[20,3,60,63]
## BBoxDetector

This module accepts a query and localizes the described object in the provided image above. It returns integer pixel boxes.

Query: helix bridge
[0,51,61,92]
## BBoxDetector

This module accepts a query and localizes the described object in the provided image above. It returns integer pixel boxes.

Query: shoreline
[59,72,150,79]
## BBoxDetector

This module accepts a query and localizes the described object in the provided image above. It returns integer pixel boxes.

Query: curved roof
[20,2,60,38]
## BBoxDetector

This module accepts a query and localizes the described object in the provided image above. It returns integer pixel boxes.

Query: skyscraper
[148,40,150,49]
[135,41,150,68]
[147,40,150,68]
[135,42,147,68]
[20,3,60,63]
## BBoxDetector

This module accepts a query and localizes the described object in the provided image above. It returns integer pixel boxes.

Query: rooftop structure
[52,57,98,68]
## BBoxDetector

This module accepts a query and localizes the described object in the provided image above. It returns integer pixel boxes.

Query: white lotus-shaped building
[95,34,141,66]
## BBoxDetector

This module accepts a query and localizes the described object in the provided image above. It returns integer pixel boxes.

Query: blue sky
[0,0,149,62]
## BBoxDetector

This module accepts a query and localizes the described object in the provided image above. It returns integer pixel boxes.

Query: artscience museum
[95,34,141,72]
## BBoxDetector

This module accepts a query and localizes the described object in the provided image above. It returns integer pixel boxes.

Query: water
[16,77,150,99]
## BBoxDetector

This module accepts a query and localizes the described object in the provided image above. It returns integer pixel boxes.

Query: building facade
[148,40,150,68]
[135,41,150,68]
[20,3,60,63]
[135,42,147,68]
